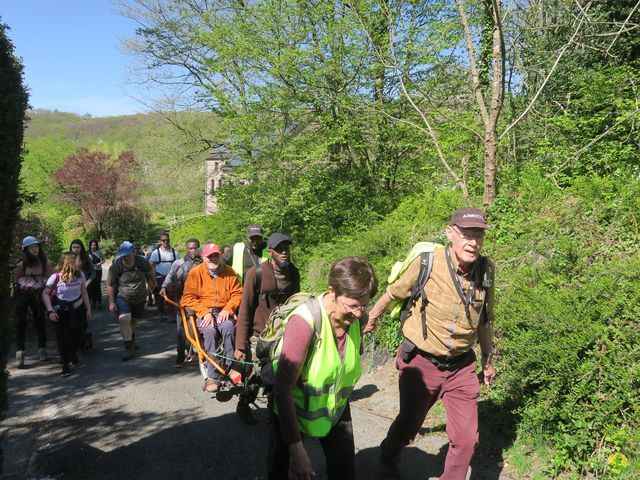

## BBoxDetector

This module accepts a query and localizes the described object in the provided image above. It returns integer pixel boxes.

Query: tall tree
[0,21,29,422]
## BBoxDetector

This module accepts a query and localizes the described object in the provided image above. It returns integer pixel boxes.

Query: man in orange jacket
[181,243,243,393]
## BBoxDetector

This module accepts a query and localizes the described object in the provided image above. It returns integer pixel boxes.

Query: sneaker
[16,350,25,368]
[69,353,79,370]
[39,348,48,361]
[236,404,258,425]
[60,364,72,377]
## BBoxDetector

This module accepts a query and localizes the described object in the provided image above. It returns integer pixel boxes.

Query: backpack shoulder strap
[306,295,323,339]
[255,262,263,297]
[402,251,434,340]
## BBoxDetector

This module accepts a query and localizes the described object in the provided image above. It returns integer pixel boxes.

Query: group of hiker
[12,207,495,480]
[13,237,102,375]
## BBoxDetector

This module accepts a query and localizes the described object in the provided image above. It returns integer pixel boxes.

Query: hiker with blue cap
[106,241,155,360]
[13,236,55,368]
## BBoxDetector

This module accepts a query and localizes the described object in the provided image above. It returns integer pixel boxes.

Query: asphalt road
[3,297,513,480]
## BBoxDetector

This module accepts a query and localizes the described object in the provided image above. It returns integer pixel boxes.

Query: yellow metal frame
[163,295,227,376]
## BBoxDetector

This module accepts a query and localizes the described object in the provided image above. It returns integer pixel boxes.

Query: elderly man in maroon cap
[364,207,496,480]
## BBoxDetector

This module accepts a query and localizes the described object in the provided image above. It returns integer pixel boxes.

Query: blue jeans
[196,316,234,379]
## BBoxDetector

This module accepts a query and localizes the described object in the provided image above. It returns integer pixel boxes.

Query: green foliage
[0,21,29,419]
[485,171,640,476]
[101,205,153,245]
[300,185,462,351]
[169,211,247,249]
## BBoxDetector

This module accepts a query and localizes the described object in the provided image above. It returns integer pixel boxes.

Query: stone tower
[204,146,231,214]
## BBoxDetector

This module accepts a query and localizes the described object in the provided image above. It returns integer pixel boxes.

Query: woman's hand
[86,309,93,322]
[288,441,316,479]
[48,311,59,322]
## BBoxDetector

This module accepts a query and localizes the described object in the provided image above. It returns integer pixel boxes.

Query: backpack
[256,292,323,386]
[152,247,177,265]
[388,242,443,332]
[47,272,61,305]
[111,255,146,294]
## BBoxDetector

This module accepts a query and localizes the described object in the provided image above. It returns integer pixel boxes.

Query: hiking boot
[60,364,72,377]
[39,347,49,361]
[122,341,135,361]
[16,350,25,368]
[236,404,258,425]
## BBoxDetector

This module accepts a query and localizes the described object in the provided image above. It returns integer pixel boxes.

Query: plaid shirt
[386,246,495,358]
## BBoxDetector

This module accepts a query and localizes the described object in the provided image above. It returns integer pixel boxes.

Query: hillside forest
[7,1,640,478]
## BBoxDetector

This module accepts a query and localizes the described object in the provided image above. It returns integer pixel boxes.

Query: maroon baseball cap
[202,243,221,257]
[449,207,488,229]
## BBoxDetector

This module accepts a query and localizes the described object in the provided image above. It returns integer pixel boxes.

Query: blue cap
[22,236,40,249]
[118,241,135,256]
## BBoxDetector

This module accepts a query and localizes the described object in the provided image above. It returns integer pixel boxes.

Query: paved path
[3,300,513,480]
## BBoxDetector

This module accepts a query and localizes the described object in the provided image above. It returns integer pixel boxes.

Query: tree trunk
[483,129,498,204]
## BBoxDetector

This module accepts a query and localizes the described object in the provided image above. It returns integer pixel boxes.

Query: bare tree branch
[606,0,640,54]
[455,0,490,127]
[500,1,593,140]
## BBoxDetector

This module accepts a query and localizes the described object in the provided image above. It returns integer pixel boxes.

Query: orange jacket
[181,262,243,319]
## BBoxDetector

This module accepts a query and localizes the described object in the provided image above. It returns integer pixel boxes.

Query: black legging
[89,269,102,305]
[14,288,47,351]
[54,304,86,365]
[267,403,356,480]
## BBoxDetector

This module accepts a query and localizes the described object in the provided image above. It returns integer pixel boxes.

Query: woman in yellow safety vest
[268,256,378,480]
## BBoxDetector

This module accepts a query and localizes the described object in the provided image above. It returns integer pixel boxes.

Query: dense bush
[487,170,640,476]
[0,22,29,419]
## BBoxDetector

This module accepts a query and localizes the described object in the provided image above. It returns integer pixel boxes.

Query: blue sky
[1,1,148,117]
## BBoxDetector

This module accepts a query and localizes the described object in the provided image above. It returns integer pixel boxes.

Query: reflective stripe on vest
[231,242,269,285]
[273,293,362,438]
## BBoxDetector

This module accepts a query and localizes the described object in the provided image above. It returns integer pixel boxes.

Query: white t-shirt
[47,272,86,307]
[149,248,178,277]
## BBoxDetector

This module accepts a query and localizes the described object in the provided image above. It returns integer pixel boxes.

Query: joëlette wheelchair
[163,295,260,394]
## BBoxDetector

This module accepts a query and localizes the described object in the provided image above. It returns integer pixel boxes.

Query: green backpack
[388,241,444,339]
[256,292,323,386]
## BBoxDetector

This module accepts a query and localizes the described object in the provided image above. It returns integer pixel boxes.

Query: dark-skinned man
[225,223,270,285]
[234,233,300,425]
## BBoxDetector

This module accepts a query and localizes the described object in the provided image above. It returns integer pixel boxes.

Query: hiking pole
[162,295,227,376]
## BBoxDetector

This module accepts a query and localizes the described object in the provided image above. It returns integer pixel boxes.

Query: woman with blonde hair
[42,252,92,376]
